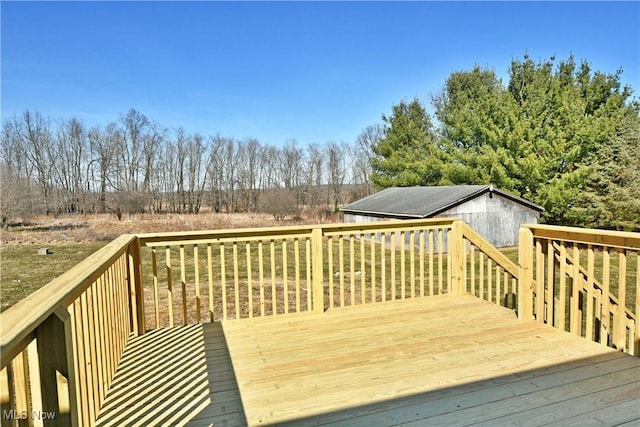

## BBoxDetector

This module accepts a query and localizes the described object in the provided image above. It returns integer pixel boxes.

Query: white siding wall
[438,193,539,248]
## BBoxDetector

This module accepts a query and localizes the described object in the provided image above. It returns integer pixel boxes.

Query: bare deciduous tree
[54,117,88,213]
[259,188,298,221]
[326,142,348,211]
[305,144,324,209]
[88,123,119,214]
[1,108,377,220]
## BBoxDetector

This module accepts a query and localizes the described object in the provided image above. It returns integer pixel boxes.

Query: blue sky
[2,1,639,146]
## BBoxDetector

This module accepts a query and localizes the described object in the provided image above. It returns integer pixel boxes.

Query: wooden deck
[96,295,640,426]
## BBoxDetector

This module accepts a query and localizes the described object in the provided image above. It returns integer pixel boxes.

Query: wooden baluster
[349,235,356,306]
[220,243,228,320]
[339,236,345,307]
[390,231,396,300]
[194,245,201,323]
[234,242,240,319]
[282,240,289,315]
[595,288,603,345]
[180,245,187,325]
[370,234,376,303]
[165,246,174,327]
[306,237,312,311]
[470,246,476,297]
[294,238,301,312]
[258,241,265,317]
[381,232,387,302]
[207,243,215,322]
[100,273,113,388]
[535,239,544,322]
[360,233,366,304]
[559,242,567,332]
[410,230,416,298]
[400,231,406,299]
[461,237,467,295]
[570,244,582,336]
[495,264,502,305]
[479,252,485,301]
[419,229,425,297]
[616,249,627,351]
[586,245,595,341]
[447,229,452,293]
[247,242,254,318]
[546,240,555,326]
[151,247,160,328]
[11,349,30,427]
[328,237,334,308]
[89,283,104,410]
[503,271,509,308]
[270,240,277,315]
[428,230,434,296]
[487,258,493,303]
[438,229,443,295]
[80,293,96,423]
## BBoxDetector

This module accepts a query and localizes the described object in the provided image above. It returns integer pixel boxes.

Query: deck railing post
[127,237,145,335]
[311,228,325,314]
[518,227,534,321]
[36,307,78,426]
[450,221,465,295]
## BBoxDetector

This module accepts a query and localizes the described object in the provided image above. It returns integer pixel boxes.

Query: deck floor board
[96,294,639,426]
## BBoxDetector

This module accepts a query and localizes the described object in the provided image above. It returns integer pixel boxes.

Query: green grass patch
[1,242,107,312]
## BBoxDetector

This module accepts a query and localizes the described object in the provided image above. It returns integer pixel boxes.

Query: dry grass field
[0,212,325,311]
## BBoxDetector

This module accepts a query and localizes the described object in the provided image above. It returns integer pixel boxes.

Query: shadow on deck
[95,324,245,426]
[96,295,640,426]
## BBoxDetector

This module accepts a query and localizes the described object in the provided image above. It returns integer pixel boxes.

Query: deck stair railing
[1,218,638,426]
[457,222,520,310]
[518,224,640,355]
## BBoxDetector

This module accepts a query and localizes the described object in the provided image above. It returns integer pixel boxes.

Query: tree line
[369,54,639,230]
[2,54,638,230]
[0,109,372,226]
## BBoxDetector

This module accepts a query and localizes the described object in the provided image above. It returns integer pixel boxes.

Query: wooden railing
[0,234,144,427]
[1,218,637,426]
[518,224,640,355]
[459,222,520,310]
[135,218,457,327]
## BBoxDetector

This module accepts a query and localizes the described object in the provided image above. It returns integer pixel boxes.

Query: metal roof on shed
[341,185,543,218]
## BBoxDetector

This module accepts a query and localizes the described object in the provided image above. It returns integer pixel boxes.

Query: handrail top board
[523,224,640,250]
[136,218,458,245]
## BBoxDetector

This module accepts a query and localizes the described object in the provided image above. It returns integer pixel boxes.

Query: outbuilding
[341,185,543,248]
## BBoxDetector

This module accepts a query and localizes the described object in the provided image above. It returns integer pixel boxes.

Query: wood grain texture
[221,295,638,426]
[95,323,245,427]
[93,294,640,427]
